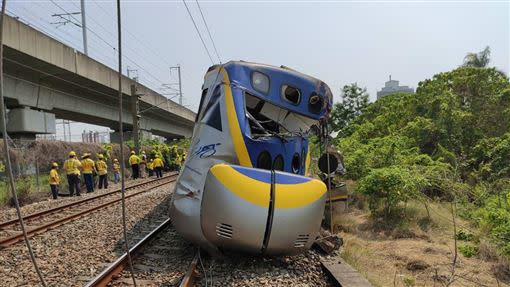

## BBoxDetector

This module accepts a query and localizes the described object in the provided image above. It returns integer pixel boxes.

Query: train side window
[203,86,222,115]
[195,88,208,122]
[204,103,222,131]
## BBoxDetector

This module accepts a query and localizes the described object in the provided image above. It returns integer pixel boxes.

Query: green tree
[463,46,491,68]
[330,83,369,132]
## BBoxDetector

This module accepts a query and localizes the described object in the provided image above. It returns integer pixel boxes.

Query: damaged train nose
[200,164,327,255]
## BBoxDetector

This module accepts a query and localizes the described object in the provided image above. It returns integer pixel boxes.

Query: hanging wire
[195,0,221,64]
[115,0,137,286]
[0,0,47,286]
[182,0,215,65]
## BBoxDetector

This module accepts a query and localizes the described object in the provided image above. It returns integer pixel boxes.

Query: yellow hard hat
[98,154,104,159]
[130,151,135,155]
[155,154,160,158]
[52,162,58,167]
[113,158,119,162]
[69,151,76,156]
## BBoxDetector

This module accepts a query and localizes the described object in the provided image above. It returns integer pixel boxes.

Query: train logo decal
[193,143,221,159]
[170,61,333,256]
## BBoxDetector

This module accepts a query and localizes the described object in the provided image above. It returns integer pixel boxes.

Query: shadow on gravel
[110,192,196,286]
[112,193,175,256]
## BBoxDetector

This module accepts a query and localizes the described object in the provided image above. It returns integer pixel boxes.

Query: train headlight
[308,92,324,114]
[251,71,270,94]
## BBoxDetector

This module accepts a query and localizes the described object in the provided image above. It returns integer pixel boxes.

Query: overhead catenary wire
[91,0,192,83]
[0,0,48,286]
[69,0,173,85]
[182,0,215,65]
[49,0,166,90]
[195,0,221,63]
[115,0,137,286]
[7,5,118,67]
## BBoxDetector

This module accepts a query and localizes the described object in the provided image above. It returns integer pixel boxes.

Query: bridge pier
[5,107,55,141]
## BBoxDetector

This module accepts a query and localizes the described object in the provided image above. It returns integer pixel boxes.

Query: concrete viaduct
[2,14,195,142]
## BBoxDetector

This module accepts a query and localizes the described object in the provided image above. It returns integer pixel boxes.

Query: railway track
[86,218,198,287]
[0,174,177,248]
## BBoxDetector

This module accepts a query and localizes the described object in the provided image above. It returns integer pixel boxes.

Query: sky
[6,0,510,141]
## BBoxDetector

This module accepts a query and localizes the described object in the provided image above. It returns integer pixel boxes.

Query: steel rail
[0,175,177,248]
[179,251,199,287]
[86,222,200,287]
[85,218,172,287]
[0,173,176,230]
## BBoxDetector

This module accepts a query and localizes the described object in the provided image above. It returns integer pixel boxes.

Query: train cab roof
[207,61,333,121]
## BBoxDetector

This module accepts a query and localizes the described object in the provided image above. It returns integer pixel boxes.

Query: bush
[459,244,479,258]
[456,229,475,241]
[356,166,427,217]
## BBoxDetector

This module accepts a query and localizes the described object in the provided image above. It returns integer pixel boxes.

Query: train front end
[171,61,332,255]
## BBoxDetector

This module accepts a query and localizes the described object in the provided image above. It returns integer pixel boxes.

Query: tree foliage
[463,46,491,68]
[330,83,369,132]
[337,66,510,251]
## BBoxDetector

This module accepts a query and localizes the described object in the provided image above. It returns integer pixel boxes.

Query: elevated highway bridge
[2,14,195,141]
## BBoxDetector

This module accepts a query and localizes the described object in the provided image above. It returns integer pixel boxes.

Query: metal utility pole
[80,0,88,55]
[127,66,139,82]
[62,120,67,141]
[131,84,140,154]
[170,65,183,105]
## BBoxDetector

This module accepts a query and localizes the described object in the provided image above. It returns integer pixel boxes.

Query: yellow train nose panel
[210,164,326,208]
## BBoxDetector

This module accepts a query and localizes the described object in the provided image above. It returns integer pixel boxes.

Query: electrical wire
[198,248,209,287]
[115,0,137,286]
[7,5,118,67]
[91,0,192,83]
[69,0,173,86]
[195,0,221,63]
[49,0,166,90]
[0,0,47,286]
[182,0,214,65]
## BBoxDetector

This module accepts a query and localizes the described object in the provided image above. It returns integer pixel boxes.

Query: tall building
[377,75,414,99]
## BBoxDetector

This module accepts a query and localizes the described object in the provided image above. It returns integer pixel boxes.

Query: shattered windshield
[244,92,318,139]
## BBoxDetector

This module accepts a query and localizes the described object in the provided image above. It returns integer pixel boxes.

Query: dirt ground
[331,202,509,287]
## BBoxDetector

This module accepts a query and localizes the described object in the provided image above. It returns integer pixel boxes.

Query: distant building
[376,75,414,100]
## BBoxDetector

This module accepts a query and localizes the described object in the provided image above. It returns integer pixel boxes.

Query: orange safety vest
[152,158,164,168]
[49,169,60,185]
[96,160,108,175]
[113,162,120,172]
[81,158,95,174]
[64,158,81,175]
[129,155,140,165]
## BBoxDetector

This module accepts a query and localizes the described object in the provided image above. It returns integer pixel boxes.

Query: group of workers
[48,150,166,200]
[127,151,165,179]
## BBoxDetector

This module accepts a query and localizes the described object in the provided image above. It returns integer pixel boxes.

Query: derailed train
[170,61,333,255]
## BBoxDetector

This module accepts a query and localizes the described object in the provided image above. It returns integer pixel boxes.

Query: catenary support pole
[80,0,88,55]
[131,84,140,154]
[177,65,182,105]
[0,0,47,285]
[116,0,137,286]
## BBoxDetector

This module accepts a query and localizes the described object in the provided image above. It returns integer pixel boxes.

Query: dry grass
[332,201,509,287]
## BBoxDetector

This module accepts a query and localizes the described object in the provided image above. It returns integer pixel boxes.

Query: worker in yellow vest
[147,159,154,177]
[96,154,108,189]
[113,159,120,184]
[152,154,164,178]
[129,151,141,179]
[49,162,60,199]
[64,151,82,196]
[81,153,96,193]
[139,151,147,178]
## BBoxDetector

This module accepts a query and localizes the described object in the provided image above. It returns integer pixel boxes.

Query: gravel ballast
[0,181,175,286]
